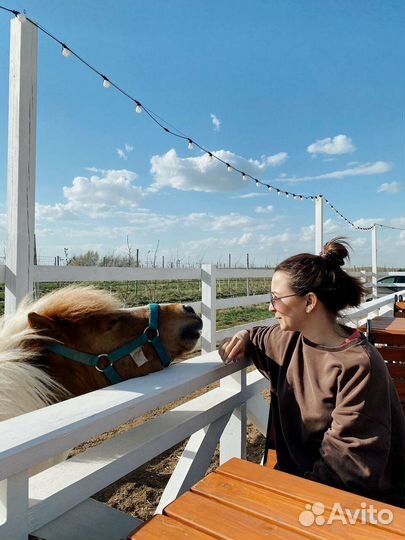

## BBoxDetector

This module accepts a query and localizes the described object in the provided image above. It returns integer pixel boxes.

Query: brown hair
[274,237,365,315]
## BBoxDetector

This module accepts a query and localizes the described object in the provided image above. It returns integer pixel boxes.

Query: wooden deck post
[201,264,217,353]
[5,18,37,314]
[315,195,324,254]
[371,224,378,300]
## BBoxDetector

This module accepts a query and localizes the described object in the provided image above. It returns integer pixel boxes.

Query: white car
[365,274,405,300]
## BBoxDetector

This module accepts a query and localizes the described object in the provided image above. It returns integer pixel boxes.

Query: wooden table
[359,316,405,345]
[129,458,405,539]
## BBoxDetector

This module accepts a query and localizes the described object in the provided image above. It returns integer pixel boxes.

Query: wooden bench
[365,318,405,413]
[394,294,405,318]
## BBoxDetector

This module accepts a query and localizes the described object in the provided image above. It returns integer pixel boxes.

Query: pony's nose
[183,305,195,314]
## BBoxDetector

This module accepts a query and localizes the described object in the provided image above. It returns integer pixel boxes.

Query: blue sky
[0,0,404,267]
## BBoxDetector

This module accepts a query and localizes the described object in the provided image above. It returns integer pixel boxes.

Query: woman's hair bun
[320,237,350,268]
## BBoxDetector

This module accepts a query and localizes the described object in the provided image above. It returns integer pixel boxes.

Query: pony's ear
[28,312,57,331]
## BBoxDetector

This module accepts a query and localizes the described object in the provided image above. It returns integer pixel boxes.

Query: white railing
[1,263,401,352]
[0,283,403,539]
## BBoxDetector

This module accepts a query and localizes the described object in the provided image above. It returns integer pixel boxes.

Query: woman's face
[270,270,308,332]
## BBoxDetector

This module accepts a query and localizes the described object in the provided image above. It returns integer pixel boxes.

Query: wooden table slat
[215,459,405,535]
[192,468,403,540]
[128,514,218,539]
[165,491,322,540]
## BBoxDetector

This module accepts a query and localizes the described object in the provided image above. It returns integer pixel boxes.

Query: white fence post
[201,264,217,353]
[315,195,324,254]
[371,224,378,300]
[219,369,247,464]
[5,18,37,315]
[0,471,29,540]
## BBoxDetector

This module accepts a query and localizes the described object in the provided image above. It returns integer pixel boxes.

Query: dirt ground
[71,372,267,522]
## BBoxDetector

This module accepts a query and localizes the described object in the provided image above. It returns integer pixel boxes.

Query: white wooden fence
[0,257,403,539]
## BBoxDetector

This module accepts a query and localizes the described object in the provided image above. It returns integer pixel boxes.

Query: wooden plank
[28,376,263,531]
[5,17,37,314]
[32,265,201,282]
[128,515,216,539]
[31,498,141,540]
[217,293,270,309]
[216,268,274,279]
[0,353,248,481]
[193,471,401,540]
[216,459,405,535]
[165,491,319,540]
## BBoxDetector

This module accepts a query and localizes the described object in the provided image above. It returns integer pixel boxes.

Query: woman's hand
[218,329,249,364]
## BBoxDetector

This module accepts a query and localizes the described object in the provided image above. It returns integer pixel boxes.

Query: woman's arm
[304,362,392,495]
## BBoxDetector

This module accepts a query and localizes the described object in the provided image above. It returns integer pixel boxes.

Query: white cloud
[377,181,402,193]
[36,169,146,221]
[265,152,288,166]
[276,161,391,183]
[353,217,385,228]
[210,113,221,131]
[299,219,339,241]
[117,143,134,160]
[236,192,266,199]
[307,134,355,155]
[183,212,253,231]
[255,205,273,214]
[36,203,73,221]
[63,169,143,216]
[150,148,289,192]
[117,148,127,160]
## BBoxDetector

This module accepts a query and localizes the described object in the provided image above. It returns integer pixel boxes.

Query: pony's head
[20,286,202,397]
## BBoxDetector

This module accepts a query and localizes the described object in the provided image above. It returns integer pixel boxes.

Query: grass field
[0,278,273,328]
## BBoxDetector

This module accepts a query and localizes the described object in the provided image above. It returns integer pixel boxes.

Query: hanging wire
[1,5,404,233]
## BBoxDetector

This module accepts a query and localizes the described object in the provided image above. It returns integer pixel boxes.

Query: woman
[219,238,405,507]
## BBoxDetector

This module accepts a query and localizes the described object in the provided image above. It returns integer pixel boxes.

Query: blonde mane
[0,286,123,422]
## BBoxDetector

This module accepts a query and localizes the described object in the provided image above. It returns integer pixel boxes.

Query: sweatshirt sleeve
[304,360,392,494]
[248,324,290,382]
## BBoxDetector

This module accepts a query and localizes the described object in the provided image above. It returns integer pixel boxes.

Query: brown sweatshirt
[248,323,405,507]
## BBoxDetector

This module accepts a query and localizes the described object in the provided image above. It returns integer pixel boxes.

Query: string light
[1,5,403,235]
[61,44,71,57]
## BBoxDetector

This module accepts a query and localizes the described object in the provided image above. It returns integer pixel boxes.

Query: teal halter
[46,303,172,384]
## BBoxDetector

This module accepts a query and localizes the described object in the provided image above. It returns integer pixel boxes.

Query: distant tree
[69,250,100,266]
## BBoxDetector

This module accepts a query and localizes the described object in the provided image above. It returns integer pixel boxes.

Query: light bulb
[62,47,71,57]
[135,104,142,114]
[268,186,272,192]
[277,190,281,196]
[102,78,111,88]
[188,139,193,150]
[208,153,213,161]
[226,163,231,172]
[17,13,26,22]
[242,173,247,181]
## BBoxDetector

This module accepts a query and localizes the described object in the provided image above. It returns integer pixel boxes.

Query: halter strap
[47,303,172,384]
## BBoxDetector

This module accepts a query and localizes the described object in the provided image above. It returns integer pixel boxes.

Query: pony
[0,285,203,422]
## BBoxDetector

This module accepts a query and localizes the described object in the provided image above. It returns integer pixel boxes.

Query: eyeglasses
[269,292,300,305]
